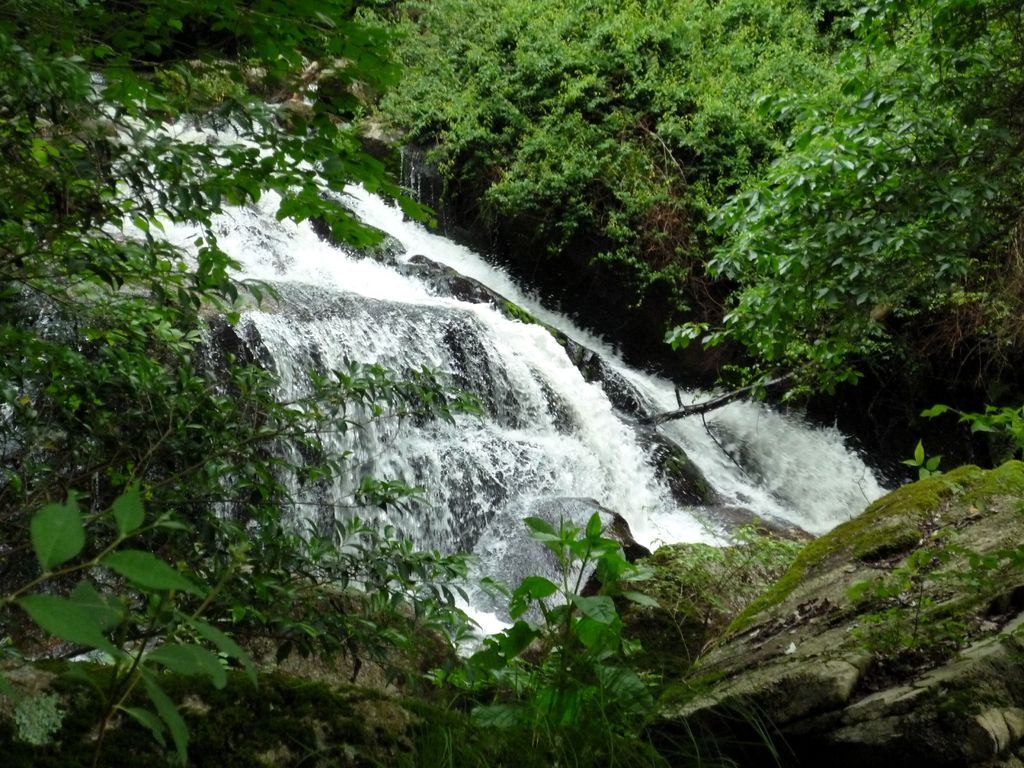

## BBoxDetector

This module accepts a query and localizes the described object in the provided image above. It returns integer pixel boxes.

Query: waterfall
[155,157,886,598]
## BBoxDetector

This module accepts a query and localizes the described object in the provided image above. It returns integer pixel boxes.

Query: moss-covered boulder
[622,530,803,675]
[654,461,1024,767]
[0,662,552,768]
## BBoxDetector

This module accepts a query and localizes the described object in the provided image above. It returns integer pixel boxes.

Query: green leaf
[70,581,124,631]
[523,516,557,538]
[585,512,602,540]
[921,404,951,418]
[517,576,558,600]
[18,594,118,656]
[146,643,227,689]
[102,550,204,595]
[142,673,188,766]
[187,619,256,685]
[112,483,145,536]
[471,703,521,729]
[497,620,540,659]
[913,440,925,464]
[31,494,85,570]
[122,706,166,747]
[570,594,616,624]
[575,615,607,648]
[595,666,651,714]
[509,575,558,618]
[621,590,659,608]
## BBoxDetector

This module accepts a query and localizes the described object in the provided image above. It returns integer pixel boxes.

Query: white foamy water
[148,138,886,597]
[340,187,887,539]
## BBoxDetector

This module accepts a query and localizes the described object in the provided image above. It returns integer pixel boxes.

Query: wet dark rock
[398,254,497,304]
[637,429,718,506]
[204,316,272,371]
[309,215,406,266]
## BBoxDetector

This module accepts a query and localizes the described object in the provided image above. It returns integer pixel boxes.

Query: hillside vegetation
[384,0,1024,433]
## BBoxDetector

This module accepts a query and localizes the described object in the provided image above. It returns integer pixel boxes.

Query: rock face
[654,461,1024,767]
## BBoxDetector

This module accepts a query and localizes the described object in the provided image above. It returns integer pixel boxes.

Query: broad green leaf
[913,440,925,464]
[523,516,557,538]
[18,594,118,656]
[594,549,631,584]
[575,616,607,648]
[102,550,204,595]
[595,666,652,714]
[567,537,593,560]
[112,483,145,536]
[496,620,539,659]
[70,581,124,631]
[921,404,951,418]
[187,619,256,685]
[146,643,227,689]
[31,494,84,570]
[122,706,166,747]
[585,512,603,540]
[471,703,521,729]
[570,594,616,624]
[621,590,659,608]
[516,576,558,600]
[142,674,188,766]
[509,576,558,618]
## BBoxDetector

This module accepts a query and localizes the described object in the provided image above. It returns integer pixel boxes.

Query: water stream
[156,150,886,604]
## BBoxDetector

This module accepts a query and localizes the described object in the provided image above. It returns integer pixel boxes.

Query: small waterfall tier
[160,181,886,589]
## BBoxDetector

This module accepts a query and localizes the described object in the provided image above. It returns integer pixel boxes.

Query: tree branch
[642,374,794,425]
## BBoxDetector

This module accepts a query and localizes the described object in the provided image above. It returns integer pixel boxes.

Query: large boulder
[654,461,1024,767]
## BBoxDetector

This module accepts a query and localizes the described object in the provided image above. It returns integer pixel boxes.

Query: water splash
[155,170,887,591]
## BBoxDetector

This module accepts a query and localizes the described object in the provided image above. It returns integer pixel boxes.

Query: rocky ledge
[654,460,1024,767]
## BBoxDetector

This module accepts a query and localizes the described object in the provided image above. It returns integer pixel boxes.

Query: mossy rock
[623,532,802,674]
[641,432,717,505]
[0,663,557,768]
[655,461,1024,768]
[729,462,1024,634]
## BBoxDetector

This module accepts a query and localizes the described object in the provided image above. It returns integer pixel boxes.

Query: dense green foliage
[384,0,831,311]
[458,514,664,767]
[385,0,1024,414]
[0,1,479,762]
[693,0,1024,391]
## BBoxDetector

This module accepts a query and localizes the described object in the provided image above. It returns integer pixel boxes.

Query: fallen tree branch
[643,373,794,425]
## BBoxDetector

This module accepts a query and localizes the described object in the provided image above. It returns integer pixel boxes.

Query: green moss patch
[3,662,604,768]
[727,464,1024,634]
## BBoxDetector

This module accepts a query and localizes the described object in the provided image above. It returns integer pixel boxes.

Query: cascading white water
[342,186,887,537]
[157,153,887,597]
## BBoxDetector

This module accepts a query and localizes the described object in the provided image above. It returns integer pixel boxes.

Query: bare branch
[643,374,794,425]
